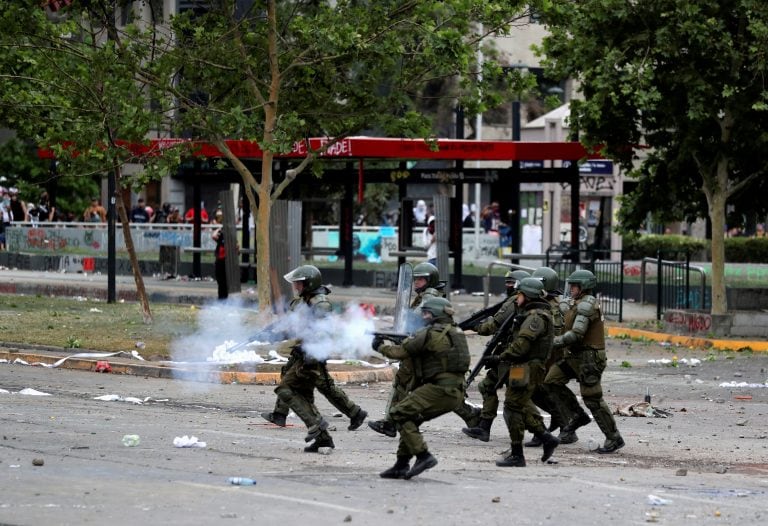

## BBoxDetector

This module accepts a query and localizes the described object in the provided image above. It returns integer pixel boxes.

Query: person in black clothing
[212,228,227,300]
[130,198,150,223]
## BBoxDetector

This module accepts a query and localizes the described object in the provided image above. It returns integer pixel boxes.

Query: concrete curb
[607,326,768,352]
[0,349,395,385]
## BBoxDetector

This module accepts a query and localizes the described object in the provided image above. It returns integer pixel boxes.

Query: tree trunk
[255,157,273,312]
[114,166,153,324]
[704,162,729,316]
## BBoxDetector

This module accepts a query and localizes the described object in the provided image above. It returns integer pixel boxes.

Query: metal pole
[107,170,116,303]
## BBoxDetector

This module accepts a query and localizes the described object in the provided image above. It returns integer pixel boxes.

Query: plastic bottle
[121,434,140,447]
[227,477,257,486]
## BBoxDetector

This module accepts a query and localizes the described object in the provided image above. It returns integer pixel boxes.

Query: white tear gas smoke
[170,298,266,364]
[267,302,377,362]
[169,298,377,366]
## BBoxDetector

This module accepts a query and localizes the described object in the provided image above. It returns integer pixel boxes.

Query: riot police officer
[372,297,470,479]
[493,278,560,467]
[544,269,625,454]
[462,269,530,442]
[261,265,367,452]
[369,262,480,437]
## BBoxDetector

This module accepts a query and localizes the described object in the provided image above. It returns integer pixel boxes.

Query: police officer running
[369,262,480,437]
[462,269,530,442]
[492,278,560,467]
[371,297,470,479]
[543,269,625,454]
[261,265,368,452]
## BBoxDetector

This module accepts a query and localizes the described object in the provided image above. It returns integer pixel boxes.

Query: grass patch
[0,295,201,359]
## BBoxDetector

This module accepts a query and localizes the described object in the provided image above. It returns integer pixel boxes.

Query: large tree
[2,0,534,314]
[539,0,768,315]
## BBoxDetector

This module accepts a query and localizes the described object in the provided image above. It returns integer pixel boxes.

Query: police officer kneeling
[371,297,470,479]
[492,277,560,467]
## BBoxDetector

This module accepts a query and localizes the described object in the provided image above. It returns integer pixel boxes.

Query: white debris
[19,388,51,396]
[89,308,102,313]
[93,394,152,404]
[647,494,673,506]
[173,435,207,448]
[719,381,768,388]
[0,388,10,394]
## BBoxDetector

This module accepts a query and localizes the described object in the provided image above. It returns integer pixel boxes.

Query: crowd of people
[262,261,624,479]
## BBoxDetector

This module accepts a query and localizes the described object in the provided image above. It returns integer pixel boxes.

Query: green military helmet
[532,267,559,292]
[516,276,547,300]
[420,296,455,319]
[413,262,440,289]
[566,269,597,292]
[505,269,530,285]
[283,264,322,291]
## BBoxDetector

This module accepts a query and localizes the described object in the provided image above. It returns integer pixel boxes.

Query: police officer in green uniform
[544,269,625,454]
[524,267,576,447]
[371,297,470,479]
[494,277,560,467]
[369,262,480,437]
[261,265,368,452]
[462,269,530,442]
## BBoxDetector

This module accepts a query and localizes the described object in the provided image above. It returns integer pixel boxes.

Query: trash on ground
[719,381,768,388]
[93,394,149,404]
[227,477,256,485]
[616,401,672,418]
[647,494,673,506]
[174,435,207,448]
[122,434,141,447]
[18,388,51,396]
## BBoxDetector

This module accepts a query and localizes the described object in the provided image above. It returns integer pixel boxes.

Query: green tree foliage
[538,0,768,314]
[0,0,533,312]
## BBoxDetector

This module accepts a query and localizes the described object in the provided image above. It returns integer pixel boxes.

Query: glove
[483,355,501,368]
[371,335,385,351]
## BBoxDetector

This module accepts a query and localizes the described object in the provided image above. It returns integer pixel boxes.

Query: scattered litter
[647,494,673,506]
[121,434,141,447]
[89,308,102,313]
[32,458,44,466]
[93,394,150,404]
[95,361,111,373]
[719,381,768,388]
[0,388,9,394]
[174,435,206,448]
[7,350,145,369]
[0,359,7,364]
[19,388,51,396]
[734,395,753,400]
[616,401,672,418]
[647,358,701,366]
[14,358,30,366]
[227,477,256,485]
[135,341,146,350]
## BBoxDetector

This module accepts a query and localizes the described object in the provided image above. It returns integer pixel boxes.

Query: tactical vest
[547,296,565,336]
[563,295,605,349]
[518,305,553,363]
[419,322,470,380]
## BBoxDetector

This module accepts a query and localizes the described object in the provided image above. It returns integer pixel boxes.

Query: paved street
[2,335,767,526]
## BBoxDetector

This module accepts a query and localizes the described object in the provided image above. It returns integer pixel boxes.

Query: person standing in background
[423,216,437,266]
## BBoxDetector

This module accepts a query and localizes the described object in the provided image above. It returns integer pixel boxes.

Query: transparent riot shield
[392,263,413,334]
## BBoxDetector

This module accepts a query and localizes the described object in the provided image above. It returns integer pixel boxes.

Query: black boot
[462,418,492,442]
[538,432,560,462]
[524,434,542,447]
[496,444,525,467]
[368,419,397,437]
[380,456,411,479]
[405,451,438,479]
[561,412,591,434]
[261,411,287,427]
[558,430,579,444]
[597,435,625,454]
[303,435,335,453]
[304,418,329,442]
[348,409,368,431]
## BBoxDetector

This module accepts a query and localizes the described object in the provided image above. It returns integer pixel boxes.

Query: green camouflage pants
[390,382,464,457]
[543,349,619,440]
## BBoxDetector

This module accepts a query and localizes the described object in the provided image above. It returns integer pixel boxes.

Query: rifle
[458,299,506,331]
[465,311,522,388]
[225,321,287,353]
[368,330,410,345]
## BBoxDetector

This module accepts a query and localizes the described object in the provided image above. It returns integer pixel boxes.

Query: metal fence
[640,252,709,320]
[545,248,625,321]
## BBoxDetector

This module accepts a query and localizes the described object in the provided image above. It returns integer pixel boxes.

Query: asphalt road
[2,337,767,526]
